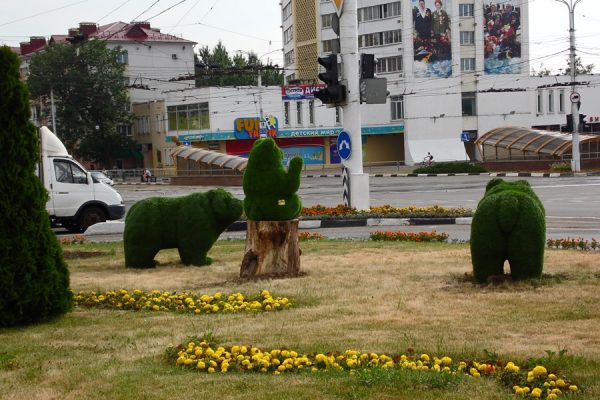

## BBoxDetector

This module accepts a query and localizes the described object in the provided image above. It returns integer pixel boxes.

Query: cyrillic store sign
[281,84,326,100]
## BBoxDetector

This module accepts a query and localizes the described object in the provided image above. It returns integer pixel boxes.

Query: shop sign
[281,84,326,100]
[234,115,278,139]
[587,116,600,123]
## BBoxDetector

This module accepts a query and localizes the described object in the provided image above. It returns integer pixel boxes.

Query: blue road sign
[460,132,470,142]
[337,130,352,160]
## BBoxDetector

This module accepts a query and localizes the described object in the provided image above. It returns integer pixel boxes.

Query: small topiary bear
[124,188,242,268]
[470,178,546,283]
[243,137,303,220]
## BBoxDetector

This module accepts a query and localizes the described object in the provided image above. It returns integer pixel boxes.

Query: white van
[38,126,125,232]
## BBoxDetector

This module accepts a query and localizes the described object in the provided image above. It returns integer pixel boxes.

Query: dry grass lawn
[1,240,599,399]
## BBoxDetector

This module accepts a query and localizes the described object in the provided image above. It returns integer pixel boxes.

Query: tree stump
[240,219,300,278]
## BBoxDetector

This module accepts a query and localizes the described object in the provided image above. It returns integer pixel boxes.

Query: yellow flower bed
[168,340,580,398]
[74,289,290,314]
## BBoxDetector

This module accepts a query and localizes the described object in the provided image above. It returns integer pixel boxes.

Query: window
[459,4,474,17]
[559,90,565,112]
[54,160,87,184]
[462,92,477,116]
[284,49,295,66]
[460,58,475,71]
[322,13,334,29]
[117,124,132,137]
[285,73,296,83]
[537,90,543,114]
[309,100,315,124]
[358,29,401,48]
[167,103,210,131]
[460,31,474,45]
[284,102,290,125]
[116,50,128,64]
[358,2,401,22]
[283,26,294,44]
[296,102,303,125]
[548,90,554,113]
[390,95,404,120]
[156,150,162,164]
[377,56,403,74]
[282,2,292,21]
[322,39,336,53]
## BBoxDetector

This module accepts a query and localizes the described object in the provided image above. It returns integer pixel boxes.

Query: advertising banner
[412,0,452,78]
[281,84,326,100]
[233,115,278,139]
[484,1,522,74]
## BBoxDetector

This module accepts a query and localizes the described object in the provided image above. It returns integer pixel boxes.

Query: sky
[0,0,599,74]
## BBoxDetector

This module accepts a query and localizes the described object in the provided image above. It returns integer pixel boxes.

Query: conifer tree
[0,46,72,327]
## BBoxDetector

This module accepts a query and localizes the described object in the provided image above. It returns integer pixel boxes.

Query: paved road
[86,175,600,242]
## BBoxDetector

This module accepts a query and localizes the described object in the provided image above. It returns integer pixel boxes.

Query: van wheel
[79,206,107,232]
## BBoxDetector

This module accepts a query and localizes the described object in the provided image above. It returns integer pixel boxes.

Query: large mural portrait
[412,0,452,78]
[484,1,522,74]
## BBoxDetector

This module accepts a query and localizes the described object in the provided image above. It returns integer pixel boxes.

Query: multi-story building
[277,0,598,165]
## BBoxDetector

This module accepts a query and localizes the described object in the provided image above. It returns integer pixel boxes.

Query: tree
[195,41,283,87]
[27,40,133,168]
[564,56,594,76]
[0,46,72,327]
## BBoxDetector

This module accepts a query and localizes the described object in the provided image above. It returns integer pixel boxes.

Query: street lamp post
[556,0,583,172]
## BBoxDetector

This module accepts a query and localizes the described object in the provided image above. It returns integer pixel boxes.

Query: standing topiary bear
[470,178,546,283]
[124,188,242,268]
[243,137,303,220]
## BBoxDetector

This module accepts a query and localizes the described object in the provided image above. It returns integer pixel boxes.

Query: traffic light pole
[557,0,582,172]
[339,0,370,210]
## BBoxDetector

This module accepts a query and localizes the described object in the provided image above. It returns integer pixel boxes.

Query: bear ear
[485,178,504,193]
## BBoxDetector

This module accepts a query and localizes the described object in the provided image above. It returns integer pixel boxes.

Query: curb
[225,217,471,232]
[82,217,473,237]
[115,171,600,184]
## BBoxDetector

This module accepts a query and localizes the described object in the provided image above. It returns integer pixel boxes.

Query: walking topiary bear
[243,137,303,221]
[470,178,546,283]
[124,188,242,268]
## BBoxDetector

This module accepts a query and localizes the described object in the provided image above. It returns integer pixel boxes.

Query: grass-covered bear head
[470,178,546,283]
[243,137,303,220]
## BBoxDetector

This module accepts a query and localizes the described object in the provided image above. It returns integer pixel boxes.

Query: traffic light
[360,53,376,79]
[579,114,587,132]
[314,54,346,105]
[565,114,573,132]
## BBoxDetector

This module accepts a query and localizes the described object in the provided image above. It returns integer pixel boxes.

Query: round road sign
[570,92,580,103]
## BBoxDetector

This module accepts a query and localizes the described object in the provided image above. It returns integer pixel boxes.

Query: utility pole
[258,68,264,130]
[50,87,57,134]
[339,0,369,210]
[556,0,582,172]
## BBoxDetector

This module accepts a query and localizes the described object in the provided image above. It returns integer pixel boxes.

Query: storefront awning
[172,146,248,172]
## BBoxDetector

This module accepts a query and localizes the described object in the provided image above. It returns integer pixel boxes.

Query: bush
[470,179,546,283]
[0,46,72,326]
[413,162,487,174]
[549,162,571,172]
[243,138,303,220]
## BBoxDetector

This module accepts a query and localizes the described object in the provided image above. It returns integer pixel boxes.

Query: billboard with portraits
[412,0,452,78]
[484,1,522,74]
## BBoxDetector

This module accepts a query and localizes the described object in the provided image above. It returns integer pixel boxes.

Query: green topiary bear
[124,188,242,268]
[470,178,546,283]
[243,137,303,220]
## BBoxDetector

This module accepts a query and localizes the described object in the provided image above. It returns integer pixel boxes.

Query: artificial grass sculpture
[0,46,72,326]
[470,178,546,283]
[123,188,242,268]
[243,137,303,221]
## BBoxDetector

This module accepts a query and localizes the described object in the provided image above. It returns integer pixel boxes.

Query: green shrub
[470,178,546,283]
[413,161,487,174]
[243,138,303,220]
[123,189,242,268]
[0,46,72,326]
[549,162,571,172]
